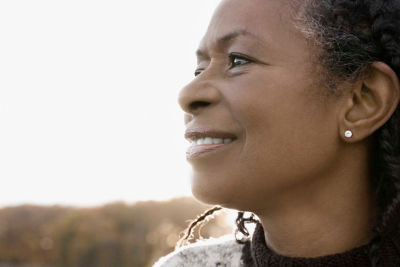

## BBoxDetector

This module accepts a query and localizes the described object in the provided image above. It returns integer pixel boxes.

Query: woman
[155,0,400,266]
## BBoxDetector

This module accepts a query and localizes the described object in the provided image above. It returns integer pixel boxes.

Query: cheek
[236,79,337,198]
[189,70,339,210]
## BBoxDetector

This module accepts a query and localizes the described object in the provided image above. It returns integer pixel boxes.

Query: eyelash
[194,53,253,77]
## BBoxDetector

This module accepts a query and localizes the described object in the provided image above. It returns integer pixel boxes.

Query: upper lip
[184,127,237,142]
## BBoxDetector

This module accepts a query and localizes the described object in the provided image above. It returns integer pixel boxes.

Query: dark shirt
[242,223,400,266]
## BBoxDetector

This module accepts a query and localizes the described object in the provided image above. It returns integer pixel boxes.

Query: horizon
[0,195,203,209]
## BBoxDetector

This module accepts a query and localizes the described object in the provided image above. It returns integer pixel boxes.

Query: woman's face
[179,0,343,211]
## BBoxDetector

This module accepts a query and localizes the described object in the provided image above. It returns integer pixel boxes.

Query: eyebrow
[196,29,262,58]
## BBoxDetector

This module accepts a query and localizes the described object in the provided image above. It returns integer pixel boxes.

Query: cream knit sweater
[153,235,246,267]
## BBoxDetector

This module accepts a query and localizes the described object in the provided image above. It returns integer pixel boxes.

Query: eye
[229,53,252,69]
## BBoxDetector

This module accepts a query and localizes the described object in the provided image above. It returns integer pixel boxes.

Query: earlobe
[339,62,400,143]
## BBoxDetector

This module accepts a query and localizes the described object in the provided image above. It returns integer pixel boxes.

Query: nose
[178,77,222,116]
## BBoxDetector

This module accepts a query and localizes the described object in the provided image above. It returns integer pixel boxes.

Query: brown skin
[179,0,400,258]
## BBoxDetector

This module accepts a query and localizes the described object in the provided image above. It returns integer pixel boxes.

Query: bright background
[0,0,220,207]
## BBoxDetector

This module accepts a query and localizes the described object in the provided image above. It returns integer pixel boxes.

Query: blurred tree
[0,198,233,267]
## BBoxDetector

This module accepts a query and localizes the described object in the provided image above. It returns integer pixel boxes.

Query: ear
[338,62,400,143]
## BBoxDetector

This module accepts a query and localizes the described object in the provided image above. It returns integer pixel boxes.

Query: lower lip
[186,142,233,160]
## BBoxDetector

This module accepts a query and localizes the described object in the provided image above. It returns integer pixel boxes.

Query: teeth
[192,137,233,146]
[224,138,232,144]
[204,137,213,145]
[212,138,223,144]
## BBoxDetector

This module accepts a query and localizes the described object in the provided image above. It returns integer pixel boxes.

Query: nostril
[189,101,211,111]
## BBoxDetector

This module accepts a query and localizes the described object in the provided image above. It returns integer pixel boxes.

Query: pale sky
[0,0,220,207]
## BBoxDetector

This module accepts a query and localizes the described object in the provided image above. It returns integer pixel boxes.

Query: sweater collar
[245,223,400,267]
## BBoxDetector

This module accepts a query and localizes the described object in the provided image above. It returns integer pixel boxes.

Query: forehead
[199,0,300,51]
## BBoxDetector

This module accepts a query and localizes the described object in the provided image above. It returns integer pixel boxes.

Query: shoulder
[153,235,246,267]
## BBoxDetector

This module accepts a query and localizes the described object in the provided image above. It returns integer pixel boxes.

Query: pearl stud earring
[345,130,353,138]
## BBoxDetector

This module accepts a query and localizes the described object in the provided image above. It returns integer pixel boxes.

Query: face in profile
[179,0,344,212]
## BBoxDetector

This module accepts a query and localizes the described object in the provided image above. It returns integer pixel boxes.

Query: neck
[255,146,377,258]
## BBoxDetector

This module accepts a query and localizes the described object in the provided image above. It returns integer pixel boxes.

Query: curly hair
[178,1,400,266]
[176,206,223,248]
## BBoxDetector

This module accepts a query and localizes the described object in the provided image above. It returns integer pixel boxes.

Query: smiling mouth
[191,137,234,146]
[186,140,235,159]
[184,130,237,160]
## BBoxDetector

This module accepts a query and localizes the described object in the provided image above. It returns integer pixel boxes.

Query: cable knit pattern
[153,235,246,267]
[154,222,400,267]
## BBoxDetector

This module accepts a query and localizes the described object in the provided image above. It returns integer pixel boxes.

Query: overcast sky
[0,0,220,207]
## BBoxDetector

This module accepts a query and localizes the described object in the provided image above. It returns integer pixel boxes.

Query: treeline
[0,198,233,267]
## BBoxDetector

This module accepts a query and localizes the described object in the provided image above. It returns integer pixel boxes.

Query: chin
[191,182,222,206]
[190,179,247,211]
